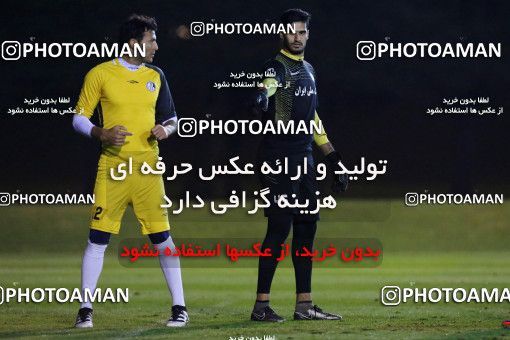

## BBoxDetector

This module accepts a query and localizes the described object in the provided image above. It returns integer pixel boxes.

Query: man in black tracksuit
[250,8,349,322]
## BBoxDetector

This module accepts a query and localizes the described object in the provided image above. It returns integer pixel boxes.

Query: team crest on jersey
[146,81,156,92]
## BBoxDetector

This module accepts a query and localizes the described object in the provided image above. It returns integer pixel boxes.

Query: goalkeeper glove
[251,88,268,114]
[325,151,349,193]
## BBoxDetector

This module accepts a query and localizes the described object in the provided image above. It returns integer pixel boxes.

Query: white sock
[80,240,107,309]
[154,236,185,306]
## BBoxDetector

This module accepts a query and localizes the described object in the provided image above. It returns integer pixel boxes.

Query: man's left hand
[325,151,349,193]
[151,124,169,140]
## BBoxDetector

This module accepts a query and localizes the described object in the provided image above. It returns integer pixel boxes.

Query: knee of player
[150,232,178,255]
[148,231,170,245]
[89,229,112,245]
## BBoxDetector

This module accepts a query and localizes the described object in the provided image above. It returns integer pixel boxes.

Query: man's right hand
[93,125,133,146]
[250,88,269,115]
[325,151,349,193]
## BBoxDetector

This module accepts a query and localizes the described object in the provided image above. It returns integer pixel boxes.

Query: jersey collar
[117,57,144,71]
[280,49,304,61]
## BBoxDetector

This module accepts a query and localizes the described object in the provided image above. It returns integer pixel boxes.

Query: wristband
[163,124,177,137]
[72,114,94,138]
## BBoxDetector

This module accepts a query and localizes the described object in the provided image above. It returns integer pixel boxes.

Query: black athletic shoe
[75,307,93,328]
[167,305,189,327]
[251,306,285,322]
[294,305,342,320]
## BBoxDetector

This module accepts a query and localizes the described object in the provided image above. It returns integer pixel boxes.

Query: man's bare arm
[73,113,132,146]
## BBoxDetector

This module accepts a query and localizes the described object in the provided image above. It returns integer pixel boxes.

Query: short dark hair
[280,8,311,28]
[118,14,157,44]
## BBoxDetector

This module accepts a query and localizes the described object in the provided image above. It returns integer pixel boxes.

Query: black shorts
[258,152,319,221]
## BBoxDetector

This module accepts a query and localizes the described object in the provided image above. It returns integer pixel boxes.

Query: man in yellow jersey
[249,9,349,322]
[72,14,188,328]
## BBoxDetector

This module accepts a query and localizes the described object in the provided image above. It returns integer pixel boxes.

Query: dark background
[0,0,508,198]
